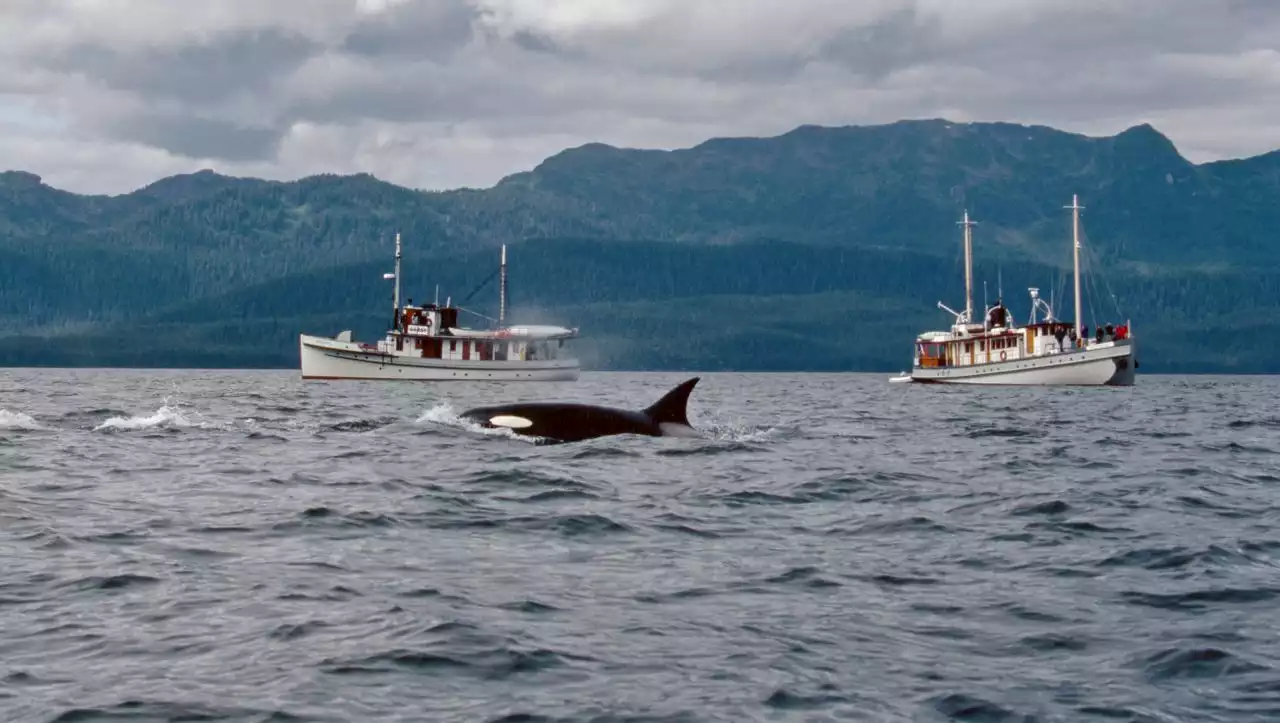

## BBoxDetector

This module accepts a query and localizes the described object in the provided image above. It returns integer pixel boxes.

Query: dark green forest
[1,118,1277,373]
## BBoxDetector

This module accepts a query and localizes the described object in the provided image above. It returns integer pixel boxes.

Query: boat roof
[915,325,1024,343]
[446,325,578,340]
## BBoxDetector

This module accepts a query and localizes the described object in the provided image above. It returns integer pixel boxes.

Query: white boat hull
[910,340,1136,386]
[299,334,580,381]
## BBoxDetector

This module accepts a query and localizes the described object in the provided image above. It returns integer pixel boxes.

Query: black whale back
[460,377,701,444]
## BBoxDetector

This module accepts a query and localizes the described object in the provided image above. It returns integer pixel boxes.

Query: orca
[458,377,702,444]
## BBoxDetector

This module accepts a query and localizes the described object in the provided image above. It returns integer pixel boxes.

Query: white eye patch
[488,414,533,429]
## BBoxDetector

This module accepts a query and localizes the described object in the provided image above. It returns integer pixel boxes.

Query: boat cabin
[401,303,456,336]
[375,303,574,363]
[914,318,1090,370]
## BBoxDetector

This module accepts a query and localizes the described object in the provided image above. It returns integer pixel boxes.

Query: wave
[764,686,851,710]
[1227,416,1280,430]
[1121,587,1280,610]
[462,468,598,493]
[1099,544,1260,571]
[93,404,201,432]
[2,404,313,438]
[1141,646,1270,681]
[931,693,1033,722]
[695,418,784,444]
[319,619,596,681]
[59,408,131,425]
[322,416,400,433]
[0,409,43,431]
[426,511,633,538]
[59,573,161,592]
[48,701,297,722]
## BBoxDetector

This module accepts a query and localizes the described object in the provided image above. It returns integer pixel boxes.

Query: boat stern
[1104,337,1137,386]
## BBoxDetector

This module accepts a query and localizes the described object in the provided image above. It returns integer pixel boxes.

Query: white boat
[902,195,1137,386]
[300,236,581,381]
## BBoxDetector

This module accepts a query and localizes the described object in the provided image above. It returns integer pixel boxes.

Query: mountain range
[2,118,1278,373]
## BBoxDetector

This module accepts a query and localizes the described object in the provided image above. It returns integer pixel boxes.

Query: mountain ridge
[5,118,1264,199]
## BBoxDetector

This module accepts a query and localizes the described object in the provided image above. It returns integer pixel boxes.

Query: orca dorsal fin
[642,377,700,426]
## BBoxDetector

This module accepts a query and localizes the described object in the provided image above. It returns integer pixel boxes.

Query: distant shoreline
[0,364,1270,377]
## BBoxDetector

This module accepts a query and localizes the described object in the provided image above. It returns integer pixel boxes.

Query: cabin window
[449,340,456,352]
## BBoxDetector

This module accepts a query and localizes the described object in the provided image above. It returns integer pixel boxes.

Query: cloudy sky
[1,0,1276,195]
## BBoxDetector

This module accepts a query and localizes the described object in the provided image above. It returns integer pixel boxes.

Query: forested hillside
[1,119,1277,373]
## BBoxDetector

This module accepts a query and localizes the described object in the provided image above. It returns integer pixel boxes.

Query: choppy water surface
[1,369,1279,722]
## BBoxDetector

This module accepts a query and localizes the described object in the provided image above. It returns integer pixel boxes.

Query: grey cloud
[105,115,283,162]
[341,0,479,60]
[507,30,566,57]
[51,26,318,104]
[283,52,569,127]
[813,0,1278,89]
[802,0,1280,129]
[816,7,940,82]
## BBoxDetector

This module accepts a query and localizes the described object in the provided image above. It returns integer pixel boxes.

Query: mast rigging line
[460,268,499,304]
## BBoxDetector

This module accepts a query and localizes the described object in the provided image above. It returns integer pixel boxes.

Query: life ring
[999,350,1007,362]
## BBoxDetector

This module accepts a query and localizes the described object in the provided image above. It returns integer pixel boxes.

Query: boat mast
[959,210,976,324]
[1066,194,1083,339]
[498,244,507,326]
[393,232,402,330]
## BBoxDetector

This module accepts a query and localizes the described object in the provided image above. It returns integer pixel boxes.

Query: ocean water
[1,369,1278,723]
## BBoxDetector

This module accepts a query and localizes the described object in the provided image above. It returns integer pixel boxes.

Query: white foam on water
[415,402,460,426]
[93,399,207,432]
[693,415,783,444]
[0,410,42,431]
